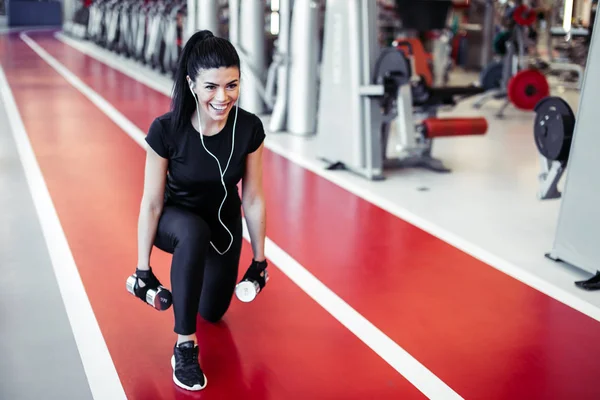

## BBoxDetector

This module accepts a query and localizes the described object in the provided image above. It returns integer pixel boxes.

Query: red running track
[4,30,600,399]
[0,33,425,400]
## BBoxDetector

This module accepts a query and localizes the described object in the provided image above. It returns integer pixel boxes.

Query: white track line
[54,31,600,324]
[0,67,127,399]
[21,32,463,400]
[0,25,59,34]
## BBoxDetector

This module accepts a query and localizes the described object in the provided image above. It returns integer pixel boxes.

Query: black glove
[133,267,164,301]
[241,259,269,290]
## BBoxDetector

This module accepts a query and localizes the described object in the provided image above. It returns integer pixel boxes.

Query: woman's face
[190,67,240,123]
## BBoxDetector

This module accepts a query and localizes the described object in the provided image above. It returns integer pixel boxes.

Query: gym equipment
[480,60,504,90]
[512,4,538,27]
[69,0,187,77]
[378,73,488,173]
[63,1,90,39]
[126,270,173,311]
[533,96,575,200]
[545,12,600,285]
[474,6,550,118]
[459,0,496,70]
[143,1,186,74]
[394,37,453,88]
[493,31,511,55]
[543,25,589,89]
[235,260,269,303]
[317,0,488,180]
[507,69,550,110]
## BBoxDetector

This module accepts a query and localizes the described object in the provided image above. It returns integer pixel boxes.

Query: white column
[238,0,265,114]
[229,0,240,44]
[187,0,197,40]
[268,0,291,132]
[197,0,219,34]
[287,0,319,134]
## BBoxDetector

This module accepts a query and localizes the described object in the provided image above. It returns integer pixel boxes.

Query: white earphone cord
[191,87,240,255]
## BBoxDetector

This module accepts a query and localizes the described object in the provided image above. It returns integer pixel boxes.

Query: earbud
[187,76,195,94]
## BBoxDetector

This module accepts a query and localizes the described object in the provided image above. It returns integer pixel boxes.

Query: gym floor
[1,28,600,400]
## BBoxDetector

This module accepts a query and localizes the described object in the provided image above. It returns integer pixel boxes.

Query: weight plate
[533,96,575,162]
[480,61,504,91]
[508,69,550,110]
[513,5,537,26]
[373,47,412,88]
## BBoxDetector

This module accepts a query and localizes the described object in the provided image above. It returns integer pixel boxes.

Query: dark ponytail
[170,30,241,133]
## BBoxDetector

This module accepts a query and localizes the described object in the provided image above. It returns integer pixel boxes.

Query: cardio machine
[316,0,488,180]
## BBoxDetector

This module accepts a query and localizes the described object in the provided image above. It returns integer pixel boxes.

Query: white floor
[55,32,600,319]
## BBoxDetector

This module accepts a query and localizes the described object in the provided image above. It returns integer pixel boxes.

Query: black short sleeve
[247,117,266,154]
[145,118,169,158]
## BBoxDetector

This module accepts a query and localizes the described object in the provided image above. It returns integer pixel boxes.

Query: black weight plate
[533,96,575,162]
[373,47,412,88]
[480,61,504,91]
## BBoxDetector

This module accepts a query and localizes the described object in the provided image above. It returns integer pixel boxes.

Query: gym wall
[7,0,63,27]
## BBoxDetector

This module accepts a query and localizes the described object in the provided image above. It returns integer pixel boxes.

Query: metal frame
[547,11,600,276]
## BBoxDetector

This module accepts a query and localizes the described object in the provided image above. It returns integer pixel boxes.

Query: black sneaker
[171,341,207,391]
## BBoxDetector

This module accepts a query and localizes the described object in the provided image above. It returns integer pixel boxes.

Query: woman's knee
[198,299,232,323]
[198,287,233,323]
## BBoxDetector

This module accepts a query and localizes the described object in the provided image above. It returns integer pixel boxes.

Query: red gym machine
[317,0,489,180]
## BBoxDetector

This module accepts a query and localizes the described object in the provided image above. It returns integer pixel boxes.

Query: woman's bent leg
[154,205,209,391]
[154,206,211,336]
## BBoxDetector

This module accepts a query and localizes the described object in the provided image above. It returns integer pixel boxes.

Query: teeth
[211,103,228,111]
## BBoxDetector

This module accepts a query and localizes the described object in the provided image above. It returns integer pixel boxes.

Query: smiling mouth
[210,103,229,111]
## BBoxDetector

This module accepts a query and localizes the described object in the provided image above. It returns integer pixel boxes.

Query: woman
[133,30,267,391]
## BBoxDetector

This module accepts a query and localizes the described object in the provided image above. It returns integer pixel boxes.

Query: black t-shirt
[145,107,265,243]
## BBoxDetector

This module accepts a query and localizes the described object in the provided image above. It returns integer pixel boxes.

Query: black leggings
[154,205,243,335]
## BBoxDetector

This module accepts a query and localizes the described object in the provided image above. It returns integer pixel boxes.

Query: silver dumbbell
[126,273,172,311]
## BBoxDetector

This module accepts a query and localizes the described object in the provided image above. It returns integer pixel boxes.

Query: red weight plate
[508,69,550,110]
[513,5,537,26]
